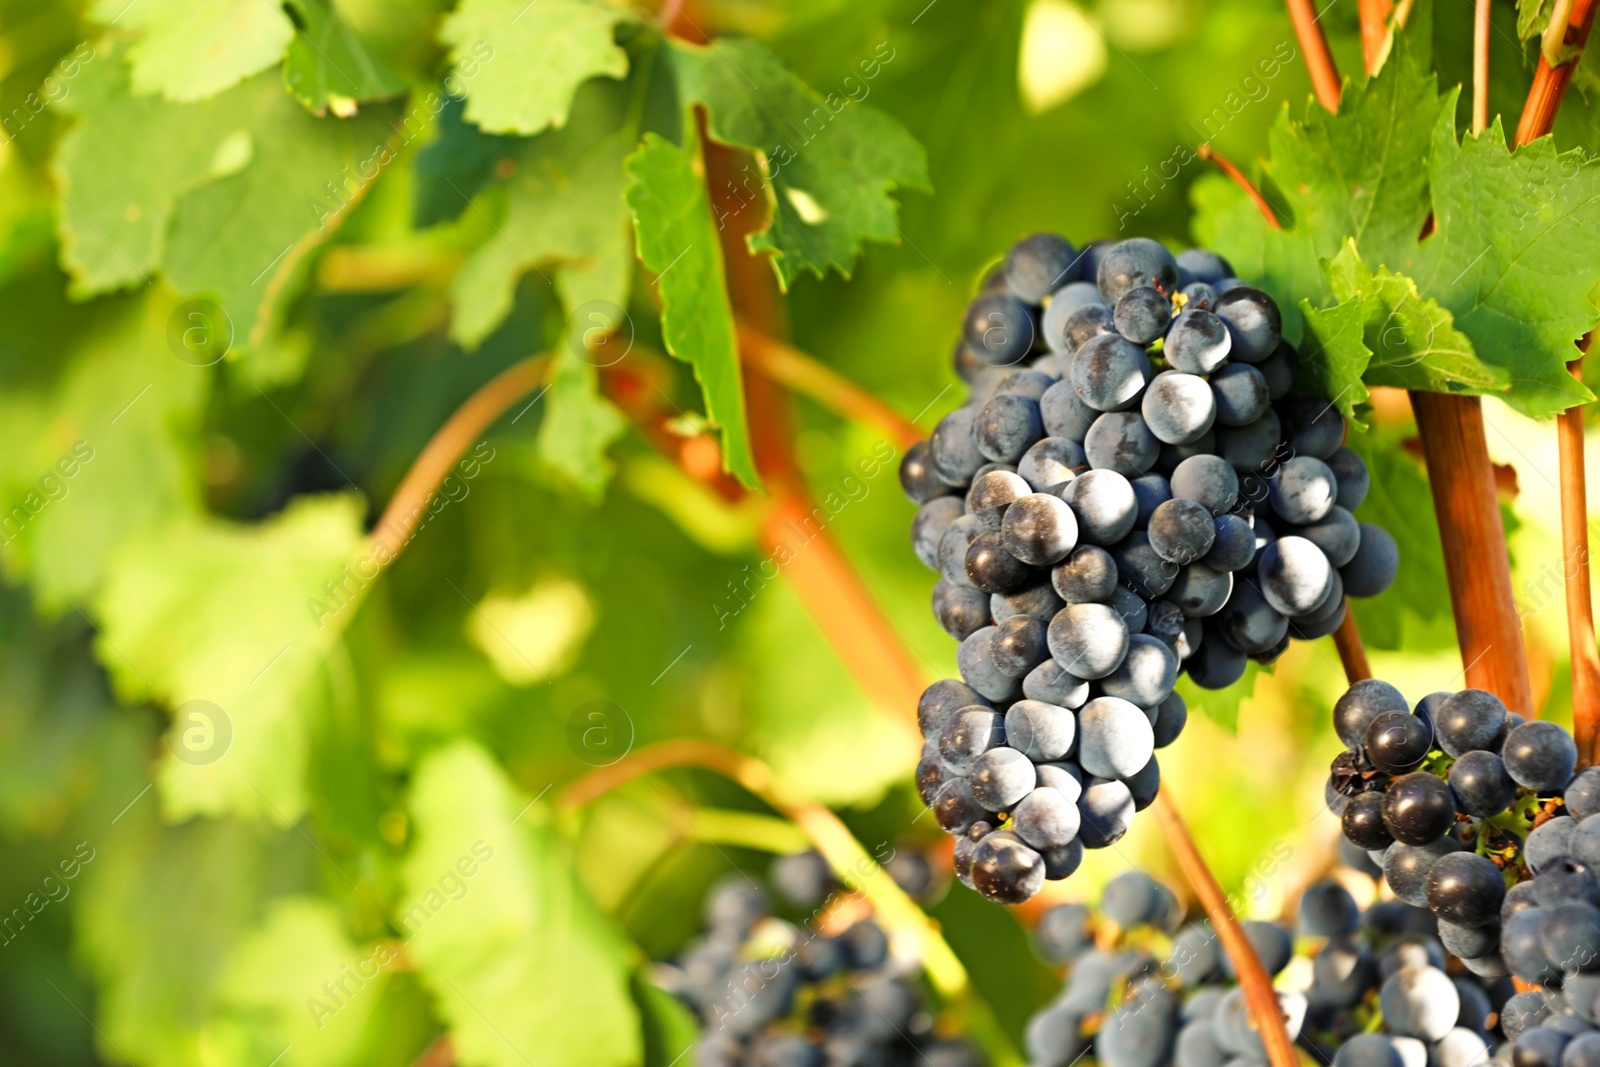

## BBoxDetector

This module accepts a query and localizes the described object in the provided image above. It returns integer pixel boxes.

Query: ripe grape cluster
[905,233,1400,903]
[1025,868,1513,1067]
[1325,680,1600,989]
[659,857,972,1067]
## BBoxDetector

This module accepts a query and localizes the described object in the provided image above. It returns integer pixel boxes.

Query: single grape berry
[1424,851,1505,927]
[1364,711,1433,775]
[1381,772,1456,846]
[1342,791,1394,851]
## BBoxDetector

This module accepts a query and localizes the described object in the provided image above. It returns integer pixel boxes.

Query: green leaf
[93,495,368,822]
[437,0,633,136]
[537,348,630,501]
[281,0,406,117]
[0,295,203,607]
[412,96,515,228]
[625,132,758,488]
[1396,103,1600,418]
[1188,174,1326,342]
[1518,0,1553,39]
[1296,296,1372,427]
[215,897,390,1067]
[448,116,632,349]
[403,741,640,1067]
[667,37,931,289]
[634,973,700,1067]
[1174,662,1264,734]
[1265,45,1439,269]
[77,814,276,1067]
[1344,427,1450,649]
[94,0,295,102]
[54,54,401,348]
[1323,240,1511,397]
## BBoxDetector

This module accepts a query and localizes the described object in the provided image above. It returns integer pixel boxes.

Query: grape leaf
[1265,45,1438,269]
[625,132,758,488]
[666,38,931,289]
[93,0,295,102]
[448,122,632,350]
[446,94,634,496]
[1175,662,1264,735]
[403,741,640,1067]
[162,93,402,351]
[77,812,275,1067]
[55,56,401,348]
[215,897,389,1067]
[1393,101,1600,419]
[6,296,204,608]
[1322,240,1510,397]
[437,0,633,136]
[412,96,516,228]
[1344,427,1450,649]
[1518,0,1553,39]
[93,495,367,822]
[53,50,262,297]
[281,0,406,117]
[1188,174,1326,343]
[1296,296,1372,427]
[537,348,629,501]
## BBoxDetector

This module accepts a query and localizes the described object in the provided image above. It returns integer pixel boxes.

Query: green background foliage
[0,0,1595,1063]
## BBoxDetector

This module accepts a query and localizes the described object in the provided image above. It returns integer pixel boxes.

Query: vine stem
[1515,0,1600,144]
[1409,393,1535,711]
[1284,0,1342,111]
[1472,0,1491,134]
[1359,0,1396,74]
[371,355,550,557]
[1512,0,1600,756]
[738,325,925,449]
[1334,609,1372,683]
[1197,145,1280,228]
[1150,790,1298,1067]
[558,740,1023,1067]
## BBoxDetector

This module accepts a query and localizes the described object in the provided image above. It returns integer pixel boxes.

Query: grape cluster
[905,233,1400,903]
[1024,869,1513,1067]
[659,860,973,1067]
[1324,680,1600,988]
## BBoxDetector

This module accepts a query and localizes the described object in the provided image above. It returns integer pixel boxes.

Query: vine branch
[1150,789,1298,1067]
[738,324,925,449]
[1285,0,1342,110]
[372,355,551,558]
[1197,145,1280,228]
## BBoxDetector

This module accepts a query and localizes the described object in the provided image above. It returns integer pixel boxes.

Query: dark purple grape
[1382,772,1456,845]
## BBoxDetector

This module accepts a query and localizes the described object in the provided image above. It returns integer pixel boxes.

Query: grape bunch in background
[1324,680,1600,990]
[1025,868,1512,1067]
[903,233,1400,903]
[655,852,974,1067]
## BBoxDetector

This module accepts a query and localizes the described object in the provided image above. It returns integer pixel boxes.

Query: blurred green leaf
[55,54,400,348]
[1345,427,1450,649]
[667,37,931,289]
[214,897,390,1067]
[281,0,406,117]
[448,112,632,349]
[537,348,630,500]
[92,0,294,102]
[94,495,367,822]
[438,0,633,136]
[1174,661,1263,734]
[403,741,641,1067]
[76,815,278,1067]
[625,131,757,487]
